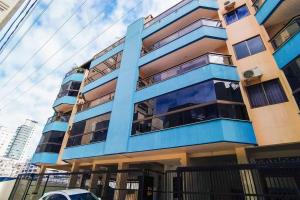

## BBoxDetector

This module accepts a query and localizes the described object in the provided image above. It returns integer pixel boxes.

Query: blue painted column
[104,18,144,154]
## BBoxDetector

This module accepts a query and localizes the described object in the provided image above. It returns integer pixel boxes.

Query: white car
[39,189,101,200]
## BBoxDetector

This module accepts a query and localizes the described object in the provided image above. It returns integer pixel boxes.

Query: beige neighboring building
[0,0,26,30]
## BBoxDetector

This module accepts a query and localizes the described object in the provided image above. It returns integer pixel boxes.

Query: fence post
[41,175,50,196]
[113,163,128,200]
[8,175,21,200]
[32,165,46,195]
[236,148,258,200]
[21,174,34,200]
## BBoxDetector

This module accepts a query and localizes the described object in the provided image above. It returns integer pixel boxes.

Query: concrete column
[113,163,129,200]
[68,162,80,189]
[89,163,101,194]
[236,147,257,200]
[180,153,190,167]
[104,18,145,155]
[32,165,46,194]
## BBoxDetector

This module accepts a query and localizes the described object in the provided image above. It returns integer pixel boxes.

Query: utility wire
[0,0,50,58]
[0,0,32,43]
[0,0,144,111]
[0,0,88,89]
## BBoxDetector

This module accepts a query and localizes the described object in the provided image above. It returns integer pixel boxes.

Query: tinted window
[283,57,300,91]
[48,194,68,200]
[224,5,249,25]
[233,36,265,59]
[69,193,98,200]
[246,79,288,108]
[132,79,248,134]
[247,36,265,55]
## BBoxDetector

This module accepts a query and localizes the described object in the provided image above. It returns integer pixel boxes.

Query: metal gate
[9,162,300,200]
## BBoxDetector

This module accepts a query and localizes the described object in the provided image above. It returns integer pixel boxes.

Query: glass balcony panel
[138,53,232,89]
[132,103,248,135]
[78,92,115,112]
[67,129,108,147]
[271,17,300,49]
[147,18,221,53]
[35,143,62,153]
[46,115,70,124]
[94,38,125,59]
[144,0,192,28]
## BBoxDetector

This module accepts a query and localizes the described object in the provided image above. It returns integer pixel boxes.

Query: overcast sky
[0,0,181,133]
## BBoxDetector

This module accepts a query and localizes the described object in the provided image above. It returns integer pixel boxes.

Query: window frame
[246,79,288,108]
[224,4,250,25]
[233,35,266,60]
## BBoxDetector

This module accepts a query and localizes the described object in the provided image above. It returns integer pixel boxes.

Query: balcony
[94,38,125,60]
[145,0,192,28]
[143,0,218,38]
[42,115,70,133]
[53,81,81,112]
[66,128,108,148]
[62,68,84,85]
[142,18,222,56]
[78,92,115,112]
[254,0,283,24]
[139,20,226,67]
[272,16,300,68]
[31,152,59,165]
[62,119,256,160]
[138,53,232,89]
[128,119,256,152]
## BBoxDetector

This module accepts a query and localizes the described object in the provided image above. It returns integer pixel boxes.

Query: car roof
[44,189,90,196]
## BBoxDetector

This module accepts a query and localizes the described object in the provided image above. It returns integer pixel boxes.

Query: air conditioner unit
[243,67,263,80]
[224,0,235,10]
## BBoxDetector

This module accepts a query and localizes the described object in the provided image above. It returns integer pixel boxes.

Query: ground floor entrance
[9,161,300,200]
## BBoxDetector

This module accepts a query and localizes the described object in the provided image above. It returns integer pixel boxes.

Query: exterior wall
[217,0,300,146]
[33,0,300,169]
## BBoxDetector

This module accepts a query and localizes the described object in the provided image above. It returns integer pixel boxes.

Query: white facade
[0,157,38,177]
[0,126,13,157]
[5,119,40,161]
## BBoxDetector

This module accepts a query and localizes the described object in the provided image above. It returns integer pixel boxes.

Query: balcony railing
[132,101,248,135]
[66,128,108,147]
[46,115,70,124]
[142,18,222,56]
[144,0,192,28]
[84,63,120,86]
[35,142,62,153]
[78,92,115,112]
[252,0,265,11]
[137,53,232,89]
[270,16,300,50]
[64,68,84,79]
[94,37,125,59]
[57,89,79,99]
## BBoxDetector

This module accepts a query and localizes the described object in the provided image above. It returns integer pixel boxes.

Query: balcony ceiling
[140,38,226,77]
[265,0,300,28]
[84,79,116,101]
[143,8,218,47]
[54,104,74,113]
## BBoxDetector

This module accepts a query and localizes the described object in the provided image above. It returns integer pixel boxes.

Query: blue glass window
[132,79,248,134]
[246,79,288,108]
[282,56,300,108]
[233,36,265,59]
[224,5,249,25]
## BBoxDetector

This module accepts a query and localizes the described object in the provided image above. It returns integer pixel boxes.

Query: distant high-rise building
[5,119,38,160]
[0,0,26,30]
[0,125,13,157]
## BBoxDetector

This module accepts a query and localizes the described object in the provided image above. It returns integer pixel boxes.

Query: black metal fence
[9,162,300,200]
